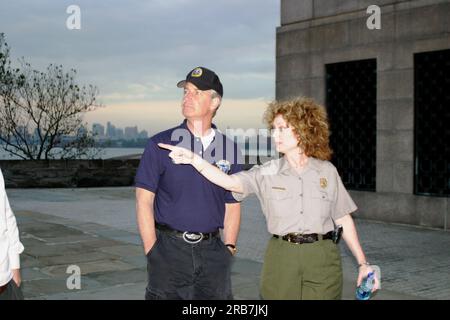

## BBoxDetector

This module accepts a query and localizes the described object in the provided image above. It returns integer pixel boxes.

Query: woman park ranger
[158,97,379,300]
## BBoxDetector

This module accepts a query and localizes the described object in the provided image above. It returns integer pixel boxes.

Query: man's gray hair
[210,90,222,117]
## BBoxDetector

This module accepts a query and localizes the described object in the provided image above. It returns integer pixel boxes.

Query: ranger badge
[320,177,328,189]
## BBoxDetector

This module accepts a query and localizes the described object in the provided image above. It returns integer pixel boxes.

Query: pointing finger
[158,143,175,151]
[168,151,177,159]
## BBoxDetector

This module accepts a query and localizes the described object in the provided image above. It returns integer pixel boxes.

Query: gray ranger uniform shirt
[232,157,357,236]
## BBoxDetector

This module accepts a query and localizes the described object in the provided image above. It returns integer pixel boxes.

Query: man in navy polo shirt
[135,67,243,300]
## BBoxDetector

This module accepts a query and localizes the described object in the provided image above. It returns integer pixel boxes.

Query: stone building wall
[277,0,449,229]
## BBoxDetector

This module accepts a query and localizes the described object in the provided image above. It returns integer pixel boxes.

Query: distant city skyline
[84,98,271,137]
[91,122,148,141]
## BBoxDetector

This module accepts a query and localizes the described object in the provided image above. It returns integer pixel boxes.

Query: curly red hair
[264,97,333,161]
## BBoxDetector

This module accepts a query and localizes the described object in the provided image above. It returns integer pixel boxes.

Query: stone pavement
[8,187,450,300]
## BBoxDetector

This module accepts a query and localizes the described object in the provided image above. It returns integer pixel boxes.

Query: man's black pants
[145,229,233,300]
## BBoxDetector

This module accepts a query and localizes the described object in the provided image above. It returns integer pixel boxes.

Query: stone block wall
[0,160,140,188]
[277,0,450,229]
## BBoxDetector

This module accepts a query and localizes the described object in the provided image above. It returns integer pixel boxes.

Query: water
[355,272,375,300]
[0,148,145,160]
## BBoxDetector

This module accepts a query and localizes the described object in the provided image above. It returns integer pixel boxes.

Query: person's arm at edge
[4,181,24,287]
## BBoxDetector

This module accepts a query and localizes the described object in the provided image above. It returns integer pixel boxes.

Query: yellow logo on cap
[191,67,203,77]
[320,178,328,189]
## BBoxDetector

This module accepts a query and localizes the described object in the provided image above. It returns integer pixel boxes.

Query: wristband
[358,262,370,268]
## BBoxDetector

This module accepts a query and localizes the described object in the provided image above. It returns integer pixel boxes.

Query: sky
[0,0,280,135]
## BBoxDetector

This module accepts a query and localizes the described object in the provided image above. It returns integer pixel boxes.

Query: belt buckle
[182,231,203,244]
[287,234,304,244]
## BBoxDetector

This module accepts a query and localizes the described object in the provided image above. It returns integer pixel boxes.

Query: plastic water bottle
[355,271,375,300]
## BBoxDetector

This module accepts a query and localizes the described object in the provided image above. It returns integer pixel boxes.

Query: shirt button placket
[195,138,203,157]
[299,177,303,215]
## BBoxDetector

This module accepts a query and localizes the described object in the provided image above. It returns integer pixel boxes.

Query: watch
[358,262,370,267]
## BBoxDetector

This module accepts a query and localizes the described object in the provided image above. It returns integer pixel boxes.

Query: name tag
[271,186,286,191]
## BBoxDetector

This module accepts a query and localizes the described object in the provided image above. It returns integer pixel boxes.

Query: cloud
[99,82,165,101]
[0,0,279,127]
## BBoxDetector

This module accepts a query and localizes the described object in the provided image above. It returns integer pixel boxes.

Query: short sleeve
[134,139,163,193]
[332,167,358,220]
[231,165,261,201]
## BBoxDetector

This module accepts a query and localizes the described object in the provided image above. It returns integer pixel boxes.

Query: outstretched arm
[158,143,244,193]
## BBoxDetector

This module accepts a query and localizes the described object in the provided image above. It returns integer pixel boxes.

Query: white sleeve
[1,170,24,269]
[231,165,261,201]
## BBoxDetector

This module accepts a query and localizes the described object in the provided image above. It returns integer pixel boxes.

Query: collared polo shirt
[135,120,243,233]
[199,128,215,150]
[232,157,357,236]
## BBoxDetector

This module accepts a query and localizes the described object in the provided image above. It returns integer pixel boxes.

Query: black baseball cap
[177,66,223,97]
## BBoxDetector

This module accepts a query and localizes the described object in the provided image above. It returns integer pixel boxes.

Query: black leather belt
[156,223,219,244]
[273,231,333,244]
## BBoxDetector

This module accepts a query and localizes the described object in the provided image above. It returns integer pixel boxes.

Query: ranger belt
[273,231,333,244]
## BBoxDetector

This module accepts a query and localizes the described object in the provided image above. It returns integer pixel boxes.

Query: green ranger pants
[260,236,343,300]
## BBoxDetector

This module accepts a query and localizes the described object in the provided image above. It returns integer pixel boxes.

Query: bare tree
[0,33,101,160]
